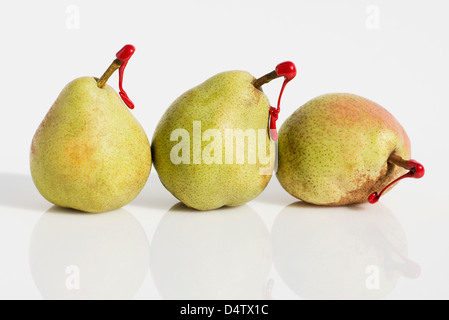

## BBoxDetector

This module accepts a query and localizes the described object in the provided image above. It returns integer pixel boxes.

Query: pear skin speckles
[152,71,274,211]
[30,77,152,213]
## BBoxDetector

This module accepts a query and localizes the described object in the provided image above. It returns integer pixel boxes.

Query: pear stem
[388,154,409,170]
[253,70,281,89]
[97,59,123,88]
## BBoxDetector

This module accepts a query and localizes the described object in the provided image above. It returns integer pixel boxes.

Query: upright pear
[152,63,296,211]
[30,45,151,213]
[277,93,424,206]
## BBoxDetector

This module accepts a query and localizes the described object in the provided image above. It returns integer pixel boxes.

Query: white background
[0,0,448,300]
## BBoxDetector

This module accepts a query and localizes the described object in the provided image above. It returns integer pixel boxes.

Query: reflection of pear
[272,202,419,300]
[29,207,149,300]
[150,204,271,299]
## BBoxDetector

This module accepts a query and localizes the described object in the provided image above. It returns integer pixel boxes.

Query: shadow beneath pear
[272,201,420,300]
[0,173,49,212]
[29,206,150,300]
[150,203,272,299]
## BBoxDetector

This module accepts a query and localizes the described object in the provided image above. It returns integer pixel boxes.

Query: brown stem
[96,59,123,88]
[388,154,409,170]
[253,70,281,89]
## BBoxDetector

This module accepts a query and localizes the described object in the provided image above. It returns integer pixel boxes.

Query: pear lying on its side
[30,46,151,213]
[277,93,412,206]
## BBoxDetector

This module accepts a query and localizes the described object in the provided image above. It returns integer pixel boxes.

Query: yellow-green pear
[152,63,296,211]
[30,45,151,213]
[150,204,271,299]
[277,93,424,206]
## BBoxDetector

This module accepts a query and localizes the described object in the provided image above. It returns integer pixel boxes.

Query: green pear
[152,71,277,211]
[150,204,271,299]
[30,46,151,213]
[272,202,419,299]
[277,93,414,206]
